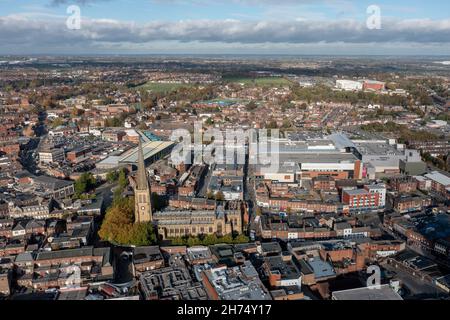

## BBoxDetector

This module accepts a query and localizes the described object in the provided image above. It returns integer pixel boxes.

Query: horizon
[2,53,450,59]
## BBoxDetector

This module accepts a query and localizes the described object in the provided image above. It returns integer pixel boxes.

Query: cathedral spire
[134,139,152,223]
[136,139,148,190]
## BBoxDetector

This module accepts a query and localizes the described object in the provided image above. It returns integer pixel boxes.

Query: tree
[71,108,84,117]
[104,117,123,127]
[128,223,157,246]
[246,101,258,111]
[220,234,234,244]
[266,120,278,129]
[233,234,250,244]
[99,196,157,246]
[187,236,201,247]
[51,117,65,129]
[299,102,308,110]
[215,191,225,201]
[281,119,291,128]
[205,117,214,125]
[203,234,219,246]
[118,169,128,189]
[106,170,119,183]
[74,172,96,197]
[99,197,134,244]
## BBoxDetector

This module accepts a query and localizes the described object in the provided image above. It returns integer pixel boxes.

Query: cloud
[49,0,110,6]
[0,15,449,54]
[150,0,344,5]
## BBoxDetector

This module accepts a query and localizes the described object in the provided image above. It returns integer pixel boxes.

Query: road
[96,181,118,211]
[90,181,118,247]
[19,137,41,175]
[245,167,256,213]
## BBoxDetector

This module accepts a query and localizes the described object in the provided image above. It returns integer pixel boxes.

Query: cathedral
[134,140,153,223]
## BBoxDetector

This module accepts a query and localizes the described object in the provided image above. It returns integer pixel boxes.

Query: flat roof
[119,141,174,164]
[265,256,301,280]
[353,141,403,156]
[307,256,335,279]
[255,153,357,172]
[344,189,369,195]
[97,156,121,166]
[332,284,403,300]
[425,171,450,186]
[280,152,357,164]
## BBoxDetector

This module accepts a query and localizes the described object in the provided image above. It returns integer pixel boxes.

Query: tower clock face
[142,207,145,211]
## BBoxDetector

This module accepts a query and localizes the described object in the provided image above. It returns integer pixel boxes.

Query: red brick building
[342,189,380,211]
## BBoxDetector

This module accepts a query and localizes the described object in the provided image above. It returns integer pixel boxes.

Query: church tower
[134,140,152,223]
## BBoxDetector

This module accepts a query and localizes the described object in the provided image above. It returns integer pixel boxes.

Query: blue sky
[0,0,450,55]
[3,0,449,21]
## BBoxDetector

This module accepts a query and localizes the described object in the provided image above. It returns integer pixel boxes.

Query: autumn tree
[99,196,157,246]
[215,191,225,201]
[50,117,65,128]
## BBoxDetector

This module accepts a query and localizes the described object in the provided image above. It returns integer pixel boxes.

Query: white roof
[332,284,403,300]
[125,129,139,136]
[413,176,428,182]
[425,171,450,186]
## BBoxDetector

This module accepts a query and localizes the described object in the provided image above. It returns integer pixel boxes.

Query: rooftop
[425,171,450,186]
[265,255,301,280]
[119,141,174,165]
[332,284,403,300]
[306,256,336,279]
[204,261,271,300]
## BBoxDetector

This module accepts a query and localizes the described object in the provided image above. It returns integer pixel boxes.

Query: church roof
[136,140,149,191]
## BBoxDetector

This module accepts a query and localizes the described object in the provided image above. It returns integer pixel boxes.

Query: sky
[0,0,450,55]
